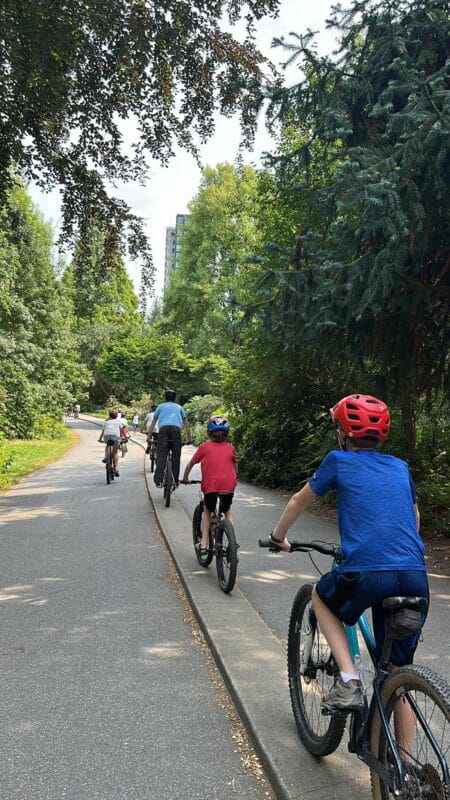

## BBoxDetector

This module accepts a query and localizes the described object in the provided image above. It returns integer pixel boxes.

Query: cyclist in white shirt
[143,404,159,453]
[99,410,121,476]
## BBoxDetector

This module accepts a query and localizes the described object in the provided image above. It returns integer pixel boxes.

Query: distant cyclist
[268,394,428,715]
[182,416,237,556]
[142,404,159,452]
[99,410,121,477]
[131,413,139,432]
[73,402,80,419]
[148,390,192,487]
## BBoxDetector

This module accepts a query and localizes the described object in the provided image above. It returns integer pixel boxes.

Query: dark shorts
[315,569,429,666]
[203,493,234,514]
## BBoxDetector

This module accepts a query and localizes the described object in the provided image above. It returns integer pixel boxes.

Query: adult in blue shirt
[269,394,428,721]
[148,390,192,487]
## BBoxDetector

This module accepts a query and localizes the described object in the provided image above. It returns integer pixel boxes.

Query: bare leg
[393,678,416,756]
[201,508,211,549]
[312,586,356,674]
[113,446,119,472]
[224,509,234,525]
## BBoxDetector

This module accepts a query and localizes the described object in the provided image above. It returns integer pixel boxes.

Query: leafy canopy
[0,0,279,256]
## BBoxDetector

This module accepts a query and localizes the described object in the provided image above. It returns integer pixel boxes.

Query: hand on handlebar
[259,534,291,552]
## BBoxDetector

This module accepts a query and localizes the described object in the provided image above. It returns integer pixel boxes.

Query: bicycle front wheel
[215,520,238,593]
[192,503,213,567]
[287,585,346,756]
[163,458,173,507]
[370,664,450,800]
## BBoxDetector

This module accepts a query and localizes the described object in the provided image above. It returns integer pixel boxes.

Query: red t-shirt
[191,441,237,494]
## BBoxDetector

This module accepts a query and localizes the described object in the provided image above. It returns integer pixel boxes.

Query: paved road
[0,421,271,800]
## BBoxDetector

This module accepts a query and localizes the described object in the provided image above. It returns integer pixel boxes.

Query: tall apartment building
[163,213,189,288]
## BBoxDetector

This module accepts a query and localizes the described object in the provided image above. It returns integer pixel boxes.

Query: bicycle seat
[382,596,428,612]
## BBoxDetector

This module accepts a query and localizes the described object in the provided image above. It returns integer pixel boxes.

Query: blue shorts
[315,569,429,666]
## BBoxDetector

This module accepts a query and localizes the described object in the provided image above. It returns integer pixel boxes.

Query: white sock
[340,671,359,683]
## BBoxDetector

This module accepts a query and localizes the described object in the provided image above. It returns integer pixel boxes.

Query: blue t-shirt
[308,450,425,573]
[154,401,186,429]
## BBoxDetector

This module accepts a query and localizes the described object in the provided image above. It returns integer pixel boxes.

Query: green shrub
[32,414,67,439]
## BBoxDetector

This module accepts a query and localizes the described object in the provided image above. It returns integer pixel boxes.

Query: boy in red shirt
[182,416,238,555]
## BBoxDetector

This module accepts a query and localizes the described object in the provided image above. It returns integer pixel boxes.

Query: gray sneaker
[322,680,364,710]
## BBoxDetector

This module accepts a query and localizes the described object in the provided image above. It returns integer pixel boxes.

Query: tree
[161,163,262,356]
[259,0,450,449]
[0,0,280,259]
[0,180,89,435]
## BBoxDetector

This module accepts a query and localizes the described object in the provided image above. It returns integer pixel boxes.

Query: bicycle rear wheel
[287,584,346,756]
[215,520,238,593]
[370,664,450,800]
[192,503,213,567]
[163,458,173,507]
[150,446,155,473]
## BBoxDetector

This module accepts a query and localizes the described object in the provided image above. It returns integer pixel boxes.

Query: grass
[0,427,78,493]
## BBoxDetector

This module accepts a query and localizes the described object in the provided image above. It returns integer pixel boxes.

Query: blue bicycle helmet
[207,415,230,434]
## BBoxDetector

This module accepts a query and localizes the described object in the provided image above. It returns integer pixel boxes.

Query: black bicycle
[148,435,157,473]
[182,482,238,593]
[259,538,449,799]
[161,438,176,507]
[104,439,116,485]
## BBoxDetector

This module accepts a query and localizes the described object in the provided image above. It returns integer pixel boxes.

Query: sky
[28,0,338,299]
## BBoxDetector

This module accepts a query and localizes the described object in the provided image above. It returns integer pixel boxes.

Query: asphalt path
[0,420,271,800]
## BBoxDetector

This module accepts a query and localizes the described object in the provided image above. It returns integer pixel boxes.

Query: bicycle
[161,437,176,507]
[182,481,239,593]
[104,439,116,485]
[259,538,449,799]
[148,435,157,473]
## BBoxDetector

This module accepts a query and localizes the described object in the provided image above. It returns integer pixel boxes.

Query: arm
[183,416,192,443]
[98,424,105,443]
[414,502,420,532]
[182,458,195,483]
[271,483,317,550]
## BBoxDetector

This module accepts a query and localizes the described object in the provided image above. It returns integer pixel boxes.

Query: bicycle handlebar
[259,539,341,559]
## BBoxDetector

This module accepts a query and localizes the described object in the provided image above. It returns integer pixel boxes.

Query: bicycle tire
[163,458,173,507]
[287,584,346,756]
[369,664,450,800]
[150,449,155,473]
[215,519,238,594]
[192,503,214,567]
[106,464,111,485]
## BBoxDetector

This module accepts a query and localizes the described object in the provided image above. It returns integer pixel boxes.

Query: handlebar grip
[259,538,282,552]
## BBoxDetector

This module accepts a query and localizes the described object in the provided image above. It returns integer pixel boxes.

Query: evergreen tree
[259,0,449,447]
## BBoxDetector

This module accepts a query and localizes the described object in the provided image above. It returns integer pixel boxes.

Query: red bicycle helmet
[330,394,390,441]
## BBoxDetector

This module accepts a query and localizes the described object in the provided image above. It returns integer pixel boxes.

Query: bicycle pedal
[321,705,349,717]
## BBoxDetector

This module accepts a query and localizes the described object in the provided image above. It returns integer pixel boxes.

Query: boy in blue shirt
[270,394,428,712]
